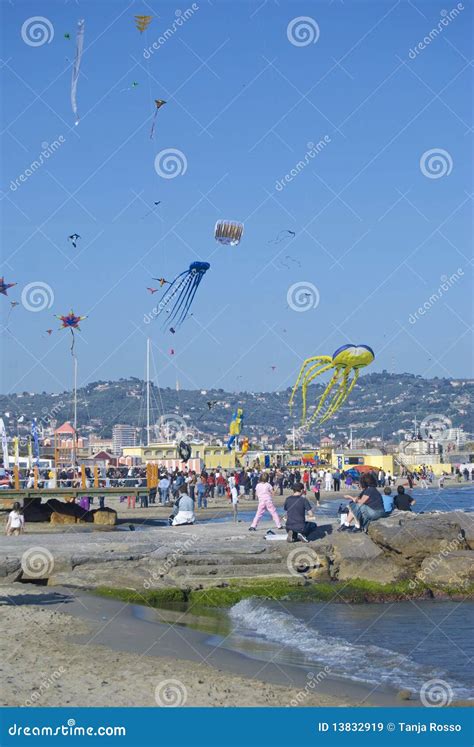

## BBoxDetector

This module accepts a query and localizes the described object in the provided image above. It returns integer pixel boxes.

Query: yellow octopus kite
[289,344,375,426]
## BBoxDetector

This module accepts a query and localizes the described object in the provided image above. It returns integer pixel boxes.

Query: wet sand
[1,585,363,708]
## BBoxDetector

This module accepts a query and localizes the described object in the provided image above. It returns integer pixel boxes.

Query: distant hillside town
[0,372,472,475]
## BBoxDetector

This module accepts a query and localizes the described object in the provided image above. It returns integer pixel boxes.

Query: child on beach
[312,479,321,507]
[6,502,25,536]
[248,474,282,532]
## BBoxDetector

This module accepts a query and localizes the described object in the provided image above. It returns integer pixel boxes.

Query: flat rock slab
[367,512,467,562]
[418,551,474,586]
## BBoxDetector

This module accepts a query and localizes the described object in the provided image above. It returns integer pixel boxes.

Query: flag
[0,418,9,469]
[13,436,19,467]
[31,419,40,465]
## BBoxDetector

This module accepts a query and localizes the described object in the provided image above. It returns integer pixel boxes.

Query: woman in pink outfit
[249,474,282,531]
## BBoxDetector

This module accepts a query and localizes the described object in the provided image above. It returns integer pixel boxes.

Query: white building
[112,424,137,455]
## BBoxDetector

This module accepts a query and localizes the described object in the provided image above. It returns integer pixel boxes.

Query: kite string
[71,18,85,125]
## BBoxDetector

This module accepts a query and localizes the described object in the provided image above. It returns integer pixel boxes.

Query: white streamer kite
[71,19,85,125]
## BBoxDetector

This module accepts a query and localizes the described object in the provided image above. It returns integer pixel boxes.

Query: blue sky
[1,0,472,396]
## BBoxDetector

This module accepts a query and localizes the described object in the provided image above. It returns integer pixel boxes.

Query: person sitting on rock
[382,486,394,515]
[283,482,316,543]
[339,473,385,533]
[171,484,195,526]
[394,485,415,512]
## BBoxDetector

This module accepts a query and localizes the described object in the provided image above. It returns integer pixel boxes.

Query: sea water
[203,486,473,525]
[225,597,474,699]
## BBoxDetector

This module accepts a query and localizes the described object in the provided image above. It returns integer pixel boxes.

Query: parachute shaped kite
[0,277,16,296]
[214,220,244,246]
[152,261,210,330]
[289,344,375,426]
[57,310,87,355]
[226,408,244,450]
[71,19,85,126]
[150,99,166,139]
[135,15,152,32]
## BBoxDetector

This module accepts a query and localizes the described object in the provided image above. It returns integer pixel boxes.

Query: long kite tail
[320,368,360,424]
[289,356,331,412]
[319,369,350,423]
[305,367,341,424]
[167,271,199,327]
[299,361,333,422]
[150,109,158,139]
[70,328,75,357]
[153,271,189,320]
[71,19,85,125]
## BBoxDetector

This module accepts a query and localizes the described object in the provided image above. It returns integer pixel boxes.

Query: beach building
[332,449,394,474]
[122,441,236,469]
[112,424,137,455]
[54,422,87,467]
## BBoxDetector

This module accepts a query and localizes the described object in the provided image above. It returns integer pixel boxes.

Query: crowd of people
[2,459,468,542]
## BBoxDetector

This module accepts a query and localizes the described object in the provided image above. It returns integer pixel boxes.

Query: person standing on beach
[231,482,239,522]
[196,477,207,509]
[6,502,25,536]
[248,474,282,532]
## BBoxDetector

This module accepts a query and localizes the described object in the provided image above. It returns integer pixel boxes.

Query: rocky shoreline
[1,507,473,602]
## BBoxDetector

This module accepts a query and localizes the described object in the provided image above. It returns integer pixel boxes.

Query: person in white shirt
[6,503,25,536]
[231,484,239,522]
[324,471,332,491]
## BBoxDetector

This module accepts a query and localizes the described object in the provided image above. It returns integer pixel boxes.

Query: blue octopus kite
[153,261,210,329]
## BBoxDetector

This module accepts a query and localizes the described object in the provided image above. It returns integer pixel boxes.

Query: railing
[0,486,150,508]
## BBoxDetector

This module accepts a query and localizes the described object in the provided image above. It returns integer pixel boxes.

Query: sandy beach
[1,585,356,708]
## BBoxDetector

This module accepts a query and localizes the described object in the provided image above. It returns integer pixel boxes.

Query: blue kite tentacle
[173,272,204,326]
[152,262,210,330]
[167,272,198,326]
[154,271,190,319]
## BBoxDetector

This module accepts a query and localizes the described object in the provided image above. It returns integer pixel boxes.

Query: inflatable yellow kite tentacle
[306,368,342,424]
[289,356,331,411]
[320,369,351,423]
[321,368,360,424]
[299,361,334,422]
